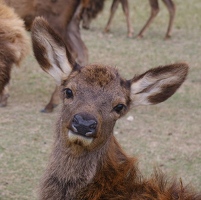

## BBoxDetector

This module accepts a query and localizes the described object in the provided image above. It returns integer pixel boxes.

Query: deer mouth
[68,130,94,146]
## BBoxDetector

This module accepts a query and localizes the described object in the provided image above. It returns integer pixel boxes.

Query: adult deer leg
[41,86,60,113]
[104,0,120,33]
[162,0,176,39]
[138,0,159,38]
[120,0,133,37]
[0,85,9,107]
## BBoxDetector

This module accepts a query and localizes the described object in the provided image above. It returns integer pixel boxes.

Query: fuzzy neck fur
[39,123,201,200]
[38,125,123,200]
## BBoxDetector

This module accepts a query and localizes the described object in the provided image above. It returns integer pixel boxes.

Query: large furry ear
[130,63,189,106]
[31,17,77,84]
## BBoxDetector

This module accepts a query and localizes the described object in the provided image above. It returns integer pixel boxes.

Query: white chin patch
[68,130,93,146]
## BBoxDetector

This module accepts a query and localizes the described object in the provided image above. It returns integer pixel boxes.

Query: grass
[0,0,201,199]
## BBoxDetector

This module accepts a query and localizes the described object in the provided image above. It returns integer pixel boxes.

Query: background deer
[4,0,89,65]
[4,0,89,112]
[0,1,30,107]
[31,17,200,200]
[82,0,133,37]
[82,0,175,39]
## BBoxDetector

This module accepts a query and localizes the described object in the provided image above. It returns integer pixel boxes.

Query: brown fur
[4,0,88,64]
[0,1,30,106]
[3,0,35,30]
[82,65,117,86]
[31,17,200,200]
[82,0,105,29]
[4,0,89,112]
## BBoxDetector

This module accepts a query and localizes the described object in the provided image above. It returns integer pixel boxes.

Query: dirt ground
[0,0,201,199]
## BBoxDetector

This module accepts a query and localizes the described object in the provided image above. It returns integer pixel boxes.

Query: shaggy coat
[4,0,89,112]
[31,17,201,200]
[4,0,88,64]
[82,0,105,29]
[0,1,30,106]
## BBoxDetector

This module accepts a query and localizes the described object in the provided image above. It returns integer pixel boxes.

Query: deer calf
[32,17,200,200]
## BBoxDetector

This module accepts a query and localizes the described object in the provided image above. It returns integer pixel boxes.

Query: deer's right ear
[31,17,77,85]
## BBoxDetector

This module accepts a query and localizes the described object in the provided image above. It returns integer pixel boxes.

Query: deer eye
[64,88,73,99]
[113,104,125,114]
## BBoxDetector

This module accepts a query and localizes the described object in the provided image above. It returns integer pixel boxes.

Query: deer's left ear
[31,17,78,85]
[130,63,189,106]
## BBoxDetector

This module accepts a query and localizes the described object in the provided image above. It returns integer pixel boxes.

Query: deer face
[58,64,131,149]
[31,17,188,150]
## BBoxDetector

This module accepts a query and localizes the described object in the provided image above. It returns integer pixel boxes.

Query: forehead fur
[80,65,119,87]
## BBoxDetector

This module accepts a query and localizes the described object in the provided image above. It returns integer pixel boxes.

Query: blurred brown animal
[31,17,201,200]
[0,1,30,107]
[82,0,175,39]
[82,0,105,29]
[4,0,89,112]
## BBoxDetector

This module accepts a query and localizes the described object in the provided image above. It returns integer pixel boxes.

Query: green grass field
[0,0,201,199]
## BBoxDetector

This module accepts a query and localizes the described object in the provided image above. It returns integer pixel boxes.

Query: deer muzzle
[71,113,98,138]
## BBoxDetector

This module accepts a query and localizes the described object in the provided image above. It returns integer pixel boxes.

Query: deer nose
[71,113,97,138]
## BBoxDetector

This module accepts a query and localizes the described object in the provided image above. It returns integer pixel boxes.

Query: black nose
[71,113,97,138]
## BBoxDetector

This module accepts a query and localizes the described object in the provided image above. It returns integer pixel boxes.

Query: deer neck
[51,133,114,173]
[47,132,116,199]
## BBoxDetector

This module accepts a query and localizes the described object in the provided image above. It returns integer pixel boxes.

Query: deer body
[4,0,89,112]
[0,1,30,106]
[31,17,200,200]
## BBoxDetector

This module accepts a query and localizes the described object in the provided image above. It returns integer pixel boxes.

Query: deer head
[31,17,188,153]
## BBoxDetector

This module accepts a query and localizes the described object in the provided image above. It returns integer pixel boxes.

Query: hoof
[164,35,171,40]
[40,108,53,113]
[127,33,133,38]
[103,28,110,34]
[127,30,133,38]
[136,34,144,39]
[0,102,7,107]
[40,104,58,113]
[82,25,90,30]
[0,94,9,107]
